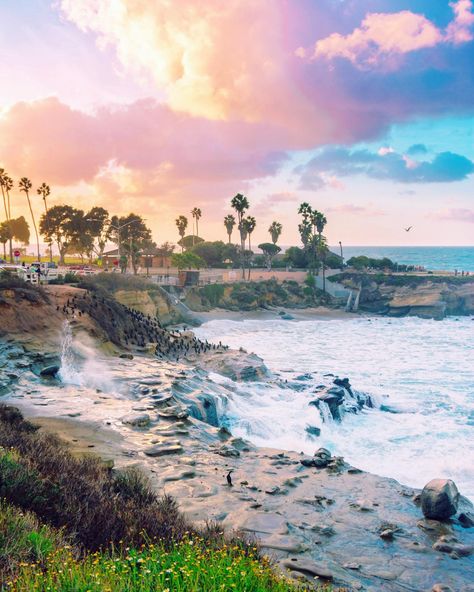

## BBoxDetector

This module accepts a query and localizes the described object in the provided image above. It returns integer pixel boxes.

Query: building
[101,248,172,269]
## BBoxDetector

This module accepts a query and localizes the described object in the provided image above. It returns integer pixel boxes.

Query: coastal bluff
[333,273,474,319]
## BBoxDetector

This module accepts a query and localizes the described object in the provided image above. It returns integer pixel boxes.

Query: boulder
[421,479,459,520]
[122,413,151,427]
[144,444,183,457]
[39,364,60,377]
[119,353,134,360]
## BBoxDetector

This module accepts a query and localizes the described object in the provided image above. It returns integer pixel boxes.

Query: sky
[0,0,473,247]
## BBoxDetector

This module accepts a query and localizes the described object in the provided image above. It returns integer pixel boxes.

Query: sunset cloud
[298,147,474,188]
[308,0,474,68]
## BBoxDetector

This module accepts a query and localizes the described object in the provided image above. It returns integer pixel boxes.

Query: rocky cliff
[334,273,474,319]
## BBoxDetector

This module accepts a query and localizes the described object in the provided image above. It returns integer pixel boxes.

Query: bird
[404,226,413,232]
[226,470,234,487]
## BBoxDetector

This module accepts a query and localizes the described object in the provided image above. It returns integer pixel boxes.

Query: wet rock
[282,559,333,580]
[459,512,474,528]
[343,562,361,570]
[214,444,240,458]
[432,585,454,592]
[119,353,134,359]
[122,413,151,427]
[39,364,60,377]
[305,425,321,437]
[144,444,183,457]
[300,447,332,469]
[421,479,459,520]
[157,405,189,420]
[433,535,473,557]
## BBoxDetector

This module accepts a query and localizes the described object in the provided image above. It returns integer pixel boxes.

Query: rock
[305,426,321,437]
[432,585,454,592]
[433,535,473,557]
[421,479,459,520]
[214,445,240,458]
[241,513,288,535]
[282,559,333,580]
[343,562,361,570]
[459,512,474,528]
[39,364,60,377]
[144,444,183,457]
[281,313,294,320]
[119,353,134,359]
[157,405,189,420]
[300,447,332,469]
[122,413,151,427]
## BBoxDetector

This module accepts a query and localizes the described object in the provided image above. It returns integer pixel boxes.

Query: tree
[191,208,202,245]
[175,215,188,251]
[178,235,204,251]
[268,221,282,245]
[284,246,307,269]
[312,211,327,291]
[0,222,10,259]
[109,214,152,275]
[258,242,281,270]
[297,203,328,290]
[85,206,110,262]
[36,183,52,261]
[191,241,227,267]
[9,216,30,245]
[39,205,80,264]
[231,193,249,279]
[242,216,256,280]
[155,242,175,257]
[171,251,205,270]
[19,177,40,261]
[0,170,13,261]
[224,214,236,244]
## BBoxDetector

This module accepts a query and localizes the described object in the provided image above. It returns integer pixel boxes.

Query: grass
[6,536,312,592]
[0,406,333,591]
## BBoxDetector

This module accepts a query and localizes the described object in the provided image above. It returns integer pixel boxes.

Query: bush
[199,284,225,306]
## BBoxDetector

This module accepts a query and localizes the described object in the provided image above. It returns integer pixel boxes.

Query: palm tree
[191,207,202,245]
[243,216,256,280]
[20,177,40,261]
[0,170,11,262]
[224,214,236,244]
[37,183,52,262]
[312,210,328,291]
[2,174,14,262]
[231,193,249,279]
[175,215,188,252]
[268,221,282,245]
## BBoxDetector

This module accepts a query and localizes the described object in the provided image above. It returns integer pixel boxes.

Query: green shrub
[199,284,225,306]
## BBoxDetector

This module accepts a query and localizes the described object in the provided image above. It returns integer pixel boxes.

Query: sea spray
[196,316,474,499]
[58,320,123,394]
[58,321,81,385]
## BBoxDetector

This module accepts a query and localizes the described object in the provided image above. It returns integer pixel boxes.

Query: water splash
[58,321,123,394]
[58,321,81,385]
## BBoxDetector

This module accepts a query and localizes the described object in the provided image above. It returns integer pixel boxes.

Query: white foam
[196,316,474,499]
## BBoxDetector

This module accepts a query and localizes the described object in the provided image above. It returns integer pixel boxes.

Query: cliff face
[114,289,184,325]
[336,274,474,319]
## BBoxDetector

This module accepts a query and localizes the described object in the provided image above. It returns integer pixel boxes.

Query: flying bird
[404,226,413,232]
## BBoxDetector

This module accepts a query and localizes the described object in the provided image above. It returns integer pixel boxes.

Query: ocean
[335,246,474,272]
[196,315,474,500]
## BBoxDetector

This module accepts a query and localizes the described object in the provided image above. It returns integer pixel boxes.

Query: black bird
[226,470,234,487]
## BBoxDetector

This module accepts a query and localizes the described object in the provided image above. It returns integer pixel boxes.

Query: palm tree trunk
[247,236,251,280]
[0,186,12,263]
[26,192,40,261]
[196,219,199,239]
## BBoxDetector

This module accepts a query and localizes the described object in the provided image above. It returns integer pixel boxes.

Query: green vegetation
[332,271,474,287]
[0,406,326,591]
[189,279,330,311]
[171,251,205,270]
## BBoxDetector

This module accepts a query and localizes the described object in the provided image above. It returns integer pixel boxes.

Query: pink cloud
[308,0,473,68]
[327,204,385,216]
[431,208,474,223]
